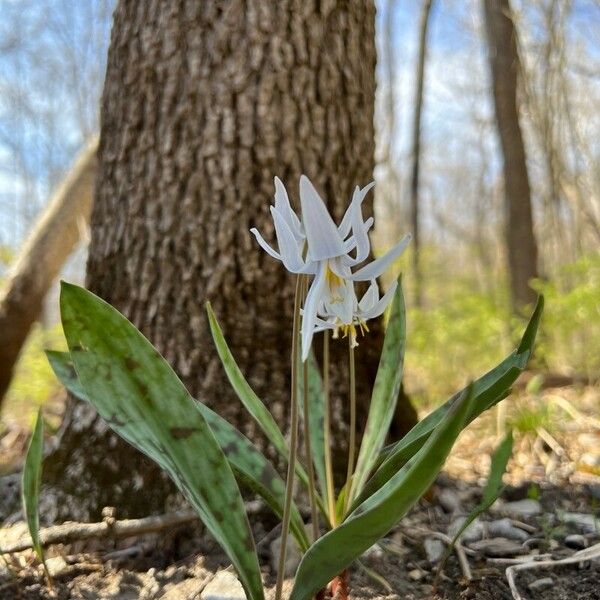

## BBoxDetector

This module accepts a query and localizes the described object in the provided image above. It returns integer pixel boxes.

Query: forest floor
[0,383,599,599]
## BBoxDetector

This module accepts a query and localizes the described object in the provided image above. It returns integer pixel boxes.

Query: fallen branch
[0,509,197,554]
[506,542,600,600]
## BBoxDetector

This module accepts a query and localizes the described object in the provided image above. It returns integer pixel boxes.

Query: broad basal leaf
[60,283,264,600]
[350,278,405,503]
[47,350,309,552]
[289,386,476,600]
[207,302,327,517]
[352,296,543,509]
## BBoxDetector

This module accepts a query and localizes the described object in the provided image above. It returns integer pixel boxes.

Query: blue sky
[1,0,599,254]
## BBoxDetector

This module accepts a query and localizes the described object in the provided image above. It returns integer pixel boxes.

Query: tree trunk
[45,0,417,521]
[409,0,433,307]
[483,0,539,309]
[0,139,97,406]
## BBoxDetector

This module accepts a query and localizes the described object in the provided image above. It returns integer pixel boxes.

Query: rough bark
[483,0,539,309]
[409,0,433,307]
[45,0,417,521]
[0,139,97,406]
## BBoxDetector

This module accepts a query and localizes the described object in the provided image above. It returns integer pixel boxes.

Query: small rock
[45,556,68,577]
[495,499,542,518]
[361,543,384,561]
[408,568,424,581]
[487,518,529,542]
[565,534,587,550]
[163,577,207,600]
[437,488,463,515]
[562,512,598,534]
[202,571,245,600]
[270,531,305,577]
[447,516,485,543]
[424,538,445,563]
[528,577,554,592]
[469,537,527,557]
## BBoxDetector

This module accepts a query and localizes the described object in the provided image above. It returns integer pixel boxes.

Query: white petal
[250,228,281,260]
[347,194,372,264]
[349,234,411,281]
[299,175,345,261]
[339,181,375,239]
[343,217,374,254]
[360,279,398,321]
[358,279,379,312]
[301,262,328,361]
[274,177,303,241]
[271,207,314,273]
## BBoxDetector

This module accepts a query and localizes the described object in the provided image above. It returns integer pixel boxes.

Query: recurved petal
[360,279,398,321]
[299,175,345,261]
[271,207,310,273]
[339,181,375,239]
[250,227,281,260]
[343,217,374,255]
[358,279,379,313]
[274,177,304,241]
[349,234,411,281]
[301,262,328,361]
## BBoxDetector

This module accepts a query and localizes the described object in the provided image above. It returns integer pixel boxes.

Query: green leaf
[289,385,476,600]
[352,296,543,510]
[206,302,289,458]
[47,350,309,552]
[60,283,264,600]
[350,278,405,502]
[298,351,327,502]
[21,409,48,573]
[437,431,513,575]
[206,302,328,517]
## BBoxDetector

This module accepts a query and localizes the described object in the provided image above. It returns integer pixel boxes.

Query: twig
[0,509,198,554]
[422,530,473,581]
[487,553,552,565]
[506,542,600,600]
[536,426,565,457]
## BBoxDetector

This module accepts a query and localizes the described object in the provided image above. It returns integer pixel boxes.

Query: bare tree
[0,139,97,404]
[45,0,416,521]
[409,0,434,306]
[483,0,539,309]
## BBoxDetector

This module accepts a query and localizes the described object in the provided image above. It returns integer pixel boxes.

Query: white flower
[251,175,410,361]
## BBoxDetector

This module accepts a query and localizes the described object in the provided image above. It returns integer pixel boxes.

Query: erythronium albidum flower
[250,175,410,361]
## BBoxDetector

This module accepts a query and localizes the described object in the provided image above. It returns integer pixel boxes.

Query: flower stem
[275,276,303,600]
[300,276,320,542]
[322,330,337,526]
[343,338,356,516]
[303,356,320,542]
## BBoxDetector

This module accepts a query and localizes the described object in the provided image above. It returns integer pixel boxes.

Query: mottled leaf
[206,302,327,517]
[60,283,264,600]
[47,350,309,552]
[350,278,405,502]
[298,351,327,502]
[352,296,543,509]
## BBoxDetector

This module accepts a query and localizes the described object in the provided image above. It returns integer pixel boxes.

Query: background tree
[483,0,539,309]
[44,0,417,521]
[408,0,434,307]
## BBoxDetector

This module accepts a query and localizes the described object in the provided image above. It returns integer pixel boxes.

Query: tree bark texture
[45,0,417,521]
[483,0,539,309]
[0,139,97,406]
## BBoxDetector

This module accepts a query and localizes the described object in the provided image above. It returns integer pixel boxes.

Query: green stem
[323,330,336,526]
[275,276,303,600]
[303,354,320,542]
[343,338,356,516]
